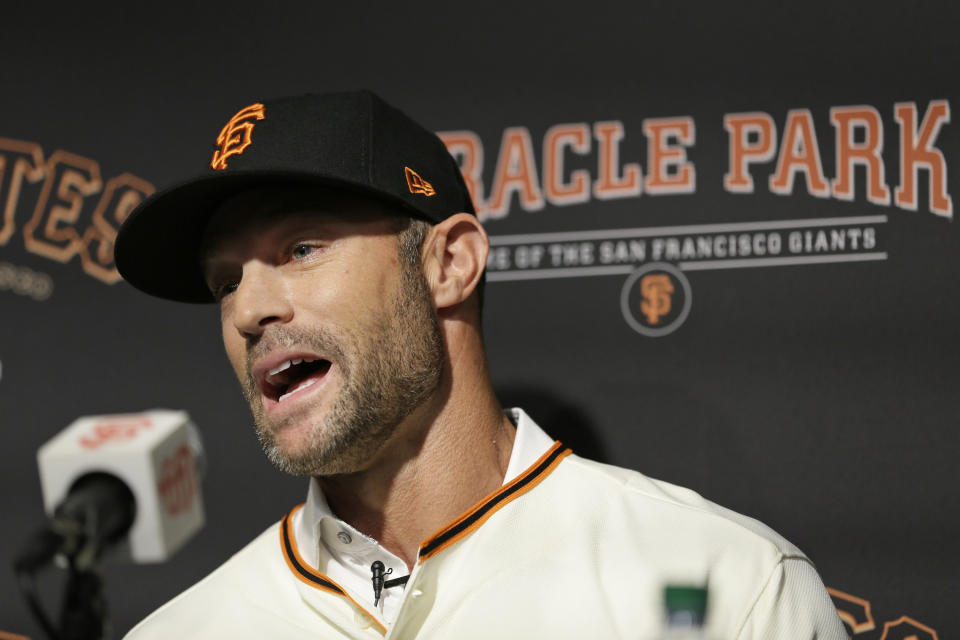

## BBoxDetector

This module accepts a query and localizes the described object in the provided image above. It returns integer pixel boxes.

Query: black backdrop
[1,2,956,637]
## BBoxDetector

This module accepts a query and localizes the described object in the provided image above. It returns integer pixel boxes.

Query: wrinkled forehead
[201,186,402,257]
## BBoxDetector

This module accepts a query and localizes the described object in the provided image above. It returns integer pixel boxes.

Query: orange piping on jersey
[427,441,565,534]
[417,441,571,563]
[279,504,387,634]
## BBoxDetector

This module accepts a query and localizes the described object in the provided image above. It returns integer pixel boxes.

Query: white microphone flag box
[37,409,205,563]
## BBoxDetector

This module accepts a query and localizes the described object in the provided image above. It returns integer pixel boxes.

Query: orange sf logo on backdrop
[210,103,265,170]
[640,273,674,325]
[620,263,691,337]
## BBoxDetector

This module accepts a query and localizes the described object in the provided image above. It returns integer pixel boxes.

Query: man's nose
[231,262,294,338]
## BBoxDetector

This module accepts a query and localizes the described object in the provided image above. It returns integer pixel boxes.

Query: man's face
[202,189,443,476]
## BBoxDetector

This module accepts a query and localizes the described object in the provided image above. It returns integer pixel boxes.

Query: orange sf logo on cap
[405,166,436,197]
[211,103,265,170]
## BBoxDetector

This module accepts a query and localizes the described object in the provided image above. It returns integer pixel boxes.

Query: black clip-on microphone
[371,560,410,606]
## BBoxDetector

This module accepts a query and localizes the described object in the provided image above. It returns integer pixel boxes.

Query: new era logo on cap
[405,167,435,197]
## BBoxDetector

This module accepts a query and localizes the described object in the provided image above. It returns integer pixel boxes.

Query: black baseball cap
[114,90,475,303]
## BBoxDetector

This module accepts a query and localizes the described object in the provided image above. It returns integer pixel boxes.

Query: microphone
[370,561,409,607]
[15,410,206,639]
[33,409,206,564]
[371,560,390,606]
[15,472,136,575]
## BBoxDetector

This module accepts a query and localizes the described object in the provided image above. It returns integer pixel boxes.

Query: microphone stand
[13,472,135,640]
[14,526,110,640]
[14,528,63,639]
[59,564,107,640]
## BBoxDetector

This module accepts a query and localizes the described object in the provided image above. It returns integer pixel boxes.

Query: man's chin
[262,440,335,476]
[254,418,323,474]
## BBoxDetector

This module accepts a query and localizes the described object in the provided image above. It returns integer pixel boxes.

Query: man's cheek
[221,334,248,386]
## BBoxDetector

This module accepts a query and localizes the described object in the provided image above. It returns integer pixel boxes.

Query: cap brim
[115,170,428,303]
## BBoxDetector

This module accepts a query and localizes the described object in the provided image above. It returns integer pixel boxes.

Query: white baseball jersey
[125,409,845,639]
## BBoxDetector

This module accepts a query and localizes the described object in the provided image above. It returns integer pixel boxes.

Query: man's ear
[421,213,488,310]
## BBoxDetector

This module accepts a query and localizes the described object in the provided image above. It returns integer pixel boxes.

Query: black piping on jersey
[418,441,570,560]
[280,511,345,595]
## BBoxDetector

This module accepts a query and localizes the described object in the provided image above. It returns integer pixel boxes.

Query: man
[115,91,845,638]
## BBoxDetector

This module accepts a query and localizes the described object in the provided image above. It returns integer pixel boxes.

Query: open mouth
[261,357,332,403]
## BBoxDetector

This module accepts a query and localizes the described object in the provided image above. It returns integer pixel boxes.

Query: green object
[664,585,708,626]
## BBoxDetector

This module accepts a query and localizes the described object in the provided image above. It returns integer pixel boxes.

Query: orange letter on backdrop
[0,139,46,246]
[486,127,544,218]
[642,116,695,194]
[543,123,591,206]
[723,112,776,193]
[879,616,939,640]
[830,106,891,205]
[593,121,642,200]
[826,587,876,636]
[80,173,155,283]
[769,109,830,197]
[894,100,952,218]
[23,150,103,262]
[438,130,487,219]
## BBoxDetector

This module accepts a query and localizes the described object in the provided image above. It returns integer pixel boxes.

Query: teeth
[268,360,293,377]
[278,377,318,402]
[265,357,326,383]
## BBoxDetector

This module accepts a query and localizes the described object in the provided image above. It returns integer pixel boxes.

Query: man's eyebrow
[200,259,226,285]
[201,254,221,270]
[200,242,240,275]
[200,216,338,267]
[199,242,229,270]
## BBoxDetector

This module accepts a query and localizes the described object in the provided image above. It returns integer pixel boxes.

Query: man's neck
[317,388,515,570]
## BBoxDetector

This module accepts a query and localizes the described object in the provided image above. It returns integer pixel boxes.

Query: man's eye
[291,244,315,259]
[215,282,238,300]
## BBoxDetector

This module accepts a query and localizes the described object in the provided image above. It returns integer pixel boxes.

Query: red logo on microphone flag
[157,444,197,515]
[78,416,153,449]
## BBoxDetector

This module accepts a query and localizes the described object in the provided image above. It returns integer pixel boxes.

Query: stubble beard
[241,262,444,477]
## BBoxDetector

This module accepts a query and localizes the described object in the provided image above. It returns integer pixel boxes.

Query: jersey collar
[281,408,570,625]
